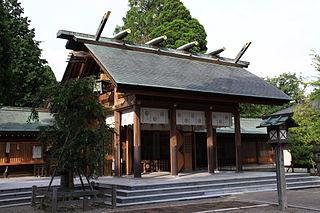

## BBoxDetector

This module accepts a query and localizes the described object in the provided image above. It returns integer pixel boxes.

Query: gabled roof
[85,43,291,101]
[58,30,291,103]
[0,107,53,132]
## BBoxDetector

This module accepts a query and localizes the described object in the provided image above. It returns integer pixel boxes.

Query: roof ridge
[57,30,250,68]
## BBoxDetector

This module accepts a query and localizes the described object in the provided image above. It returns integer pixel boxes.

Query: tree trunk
[60,168,74,190]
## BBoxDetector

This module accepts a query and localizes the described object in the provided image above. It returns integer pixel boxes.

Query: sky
[20,0,320,82]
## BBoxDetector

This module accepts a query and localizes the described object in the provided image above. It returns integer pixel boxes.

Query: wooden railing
[31,184,117,212]
[141,159,169,172]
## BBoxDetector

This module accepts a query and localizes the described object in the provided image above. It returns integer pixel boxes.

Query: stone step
[0,202,31,208]
[114,180,320,204]
[0,191,31,199]
[0,196,31,206]
[115,173,310,190]
[115,176,317,197]
[115,182,320,207]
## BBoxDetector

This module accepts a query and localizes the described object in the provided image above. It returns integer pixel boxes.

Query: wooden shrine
[57,13,291,177]
[0,107,53,177]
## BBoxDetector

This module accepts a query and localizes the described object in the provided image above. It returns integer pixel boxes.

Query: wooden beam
[113,29,131,40]
[133,105,141,178]
[145,35,167,46]
[118,85,290,106]
[234,42,251,64]
[170,108,178,176]
[113,110,121,176]
[177,41,198,51]
[206,111,215,173]
[234,108,242,172]
[95,11,111,41]
[137,98,238,113]
[207,47,226,56]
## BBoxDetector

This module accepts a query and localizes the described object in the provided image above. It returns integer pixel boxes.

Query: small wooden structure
[57,28,291,178]
[31,184,116,212]
[0,107,53,177]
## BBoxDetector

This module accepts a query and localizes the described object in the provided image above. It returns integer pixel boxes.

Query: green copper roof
[258,116,290,127]
[197,118,267,134]
[0,107,53,132]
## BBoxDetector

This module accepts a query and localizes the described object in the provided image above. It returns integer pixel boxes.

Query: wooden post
[170,108,178,176]
[234,109,242,172]
[52,188,58,213]
[275,144,288,211]
[206,111,215,173]
[126,126,132,175]
[112,185,117,209]
[213,128,218,170]
[133,106,141,178]
[114,111,121,177]
[31,185,37,207]
[82,196,89,211]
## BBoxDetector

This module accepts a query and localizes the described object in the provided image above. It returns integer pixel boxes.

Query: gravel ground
[1,196,319,213]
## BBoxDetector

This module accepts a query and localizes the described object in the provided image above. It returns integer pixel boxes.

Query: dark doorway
[141,131,170,172]
[195,133,207,170]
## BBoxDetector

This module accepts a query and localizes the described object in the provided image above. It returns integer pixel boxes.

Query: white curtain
[176,110,205,126]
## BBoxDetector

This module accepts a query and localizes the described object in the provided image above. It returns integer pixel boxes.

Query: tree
[115,0,207,53]
[289,101,320,166]
[310,51,320,101]
[240,73,306,118]
[265,73,305,103]
[0,0,56,107]
[33,77,112,189]
[287,54,320,167]
[115,0,165,42]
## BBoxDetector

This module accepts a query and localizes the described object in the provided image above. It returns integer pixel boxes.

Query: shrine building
[57,29,291,178]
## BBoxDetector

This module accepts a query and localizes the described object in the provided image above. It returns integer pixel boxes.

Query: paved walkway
[97,171,296,186]
[233,188,320,211]
[0,171,297,189]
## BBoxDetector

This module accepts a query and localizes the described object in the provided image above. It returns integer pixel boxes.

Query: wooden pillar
[206,111,216,173]
[234,109,243,172]
[275,144,288,211]
[126,126,132,175]
[170,108,178,176]
[114,111,121,177]
[213,128,218,170]
[133,106,141,178]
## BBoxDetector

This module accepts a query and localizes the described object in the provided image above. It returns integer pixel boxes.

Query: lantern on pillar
[257,115,298,211]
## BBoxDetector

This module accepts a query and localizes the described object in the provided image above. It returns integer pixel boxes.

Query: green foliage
[289,101,320,166]
[240,72,306,118]
[240,104,287,118]
[34,77,112,177]
[116,0,207,53]
[115,0,165,42]
[265,73,305,103]
[310,52,320,101]
[0,0,56,107]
